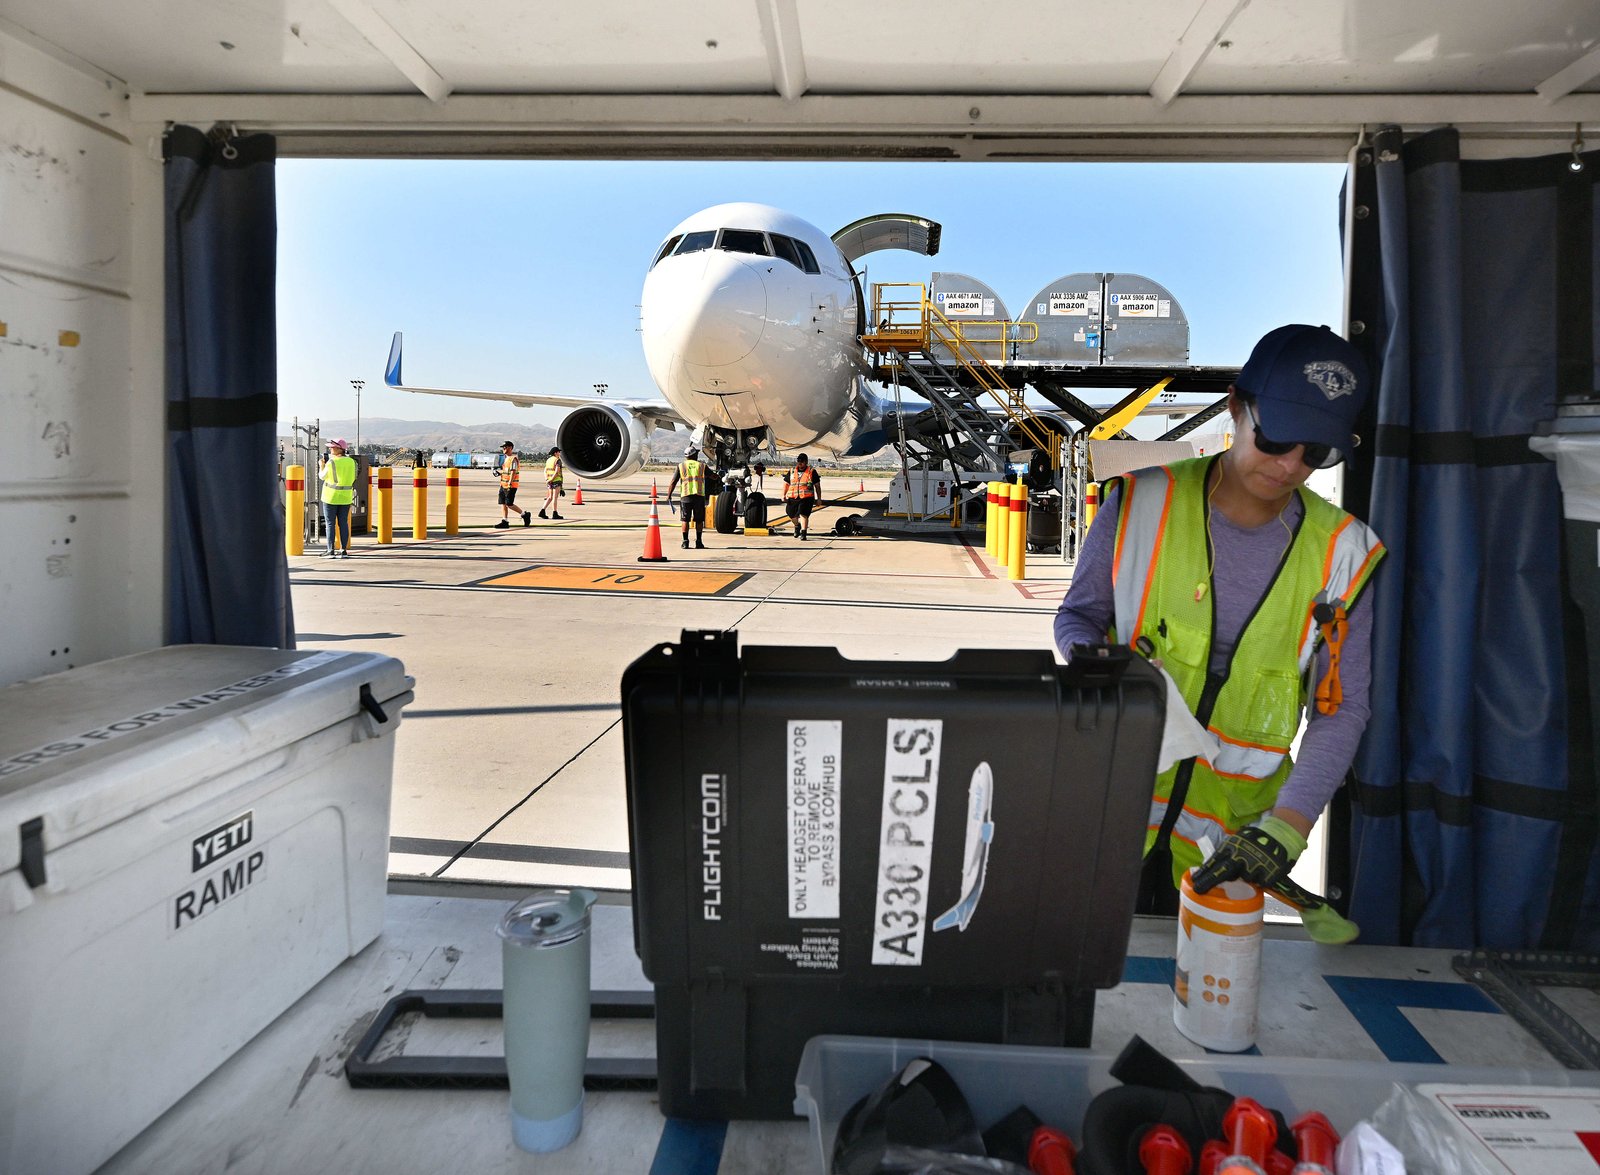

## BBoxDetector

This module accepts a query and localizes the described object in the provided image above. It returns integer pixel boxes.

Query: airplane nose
[642,252,767,368]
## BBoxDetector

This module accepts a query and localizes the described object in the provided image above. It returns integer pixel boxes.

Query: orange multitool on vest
[1313,601,1348,716]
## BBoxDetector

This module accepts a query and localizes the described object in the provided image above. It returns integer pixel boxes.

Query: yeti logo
[1304,360,1358,401]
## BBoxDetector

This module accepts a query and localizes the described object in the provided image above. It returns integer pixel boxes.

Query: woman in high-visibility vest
[1053,325,1384,941]
[781,452,822,540]
[319,438,358,557]
[540,446,564,520]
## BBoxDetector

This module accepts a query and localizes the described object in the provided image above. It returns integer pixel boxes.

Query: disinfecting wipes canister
[1174,870,1264,1052]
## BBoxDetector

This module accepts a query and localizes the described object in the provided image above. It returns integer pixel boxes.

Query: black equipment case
[622,630,1165,1119]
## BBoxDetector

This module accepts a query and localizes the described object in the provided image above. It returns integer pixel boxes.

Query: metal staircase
[862,283,1056,471]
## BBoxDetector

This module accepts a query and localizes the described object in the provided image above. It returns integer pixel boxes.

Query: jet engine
[556,404,651,480]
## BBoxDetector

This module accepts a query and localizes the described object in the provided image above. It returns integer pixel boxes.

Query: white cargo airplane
[385,202,924,480]
[384,201,1215,479]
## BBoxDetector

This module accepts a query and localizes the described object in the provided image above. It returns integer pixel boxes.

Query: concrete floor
[292,468,1332,900]
[293,470,1061,893]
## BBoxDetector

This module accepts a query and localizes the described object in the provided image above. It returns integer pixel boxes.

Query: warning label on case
[870,718,943,966]
[788,720,841,919]
[759,929,841,973]
[1423,1084,1600,1174]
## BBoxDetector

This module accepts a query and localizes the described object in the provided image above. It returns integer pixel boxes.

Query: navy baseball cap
[1236,325,1369,461]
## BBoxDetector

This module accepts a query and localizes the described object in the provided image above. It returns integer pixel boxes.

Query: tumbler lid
[497,888,597,948]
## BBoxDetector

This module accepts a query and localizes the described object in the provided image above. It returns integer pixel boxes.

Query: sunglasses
[1244,402,1341,470]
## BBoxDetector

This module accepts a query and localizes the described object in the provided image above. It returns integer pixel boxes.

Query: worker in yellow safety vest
[1053,325,1385,939]
[496,441,530,528]
[539,447,564,520]
[319,438,358,557]
[781,453,822,540]
[666,444,709,549]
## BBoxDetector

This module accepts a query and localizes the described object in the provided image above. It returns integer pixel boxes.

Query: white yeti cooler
[0,645,414,1175]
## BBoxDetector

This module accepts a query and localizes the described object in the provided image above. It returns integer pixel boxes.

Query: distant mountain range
[279,417,559,454]
[278,415,904,466]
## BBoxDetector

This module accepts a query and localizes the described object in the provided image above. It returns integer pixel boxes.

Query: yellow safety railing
[864,283,1058,466]
[861,283,931,353]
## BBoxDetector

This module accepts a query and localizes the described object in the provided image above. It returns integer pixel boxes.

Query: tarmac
[290,468,1070,893]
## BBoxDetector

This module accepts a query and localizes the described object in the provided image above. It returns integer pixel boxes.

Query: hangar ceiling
[3,0,1599,159]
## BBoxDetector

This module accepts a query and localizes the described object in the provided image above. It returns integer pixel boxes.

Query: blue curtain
[164,125,294,648]
[1344,126,1600,949]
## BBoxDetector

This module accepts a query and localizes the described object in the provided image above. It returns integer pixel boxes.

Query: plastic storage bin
[623,630,1165,1119]
[794,1035,1600,1175]
[0,645,414,1175]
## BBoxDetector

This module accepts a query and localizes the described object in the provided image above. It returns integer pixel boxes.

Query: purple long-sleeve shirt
[1054,481,1374,823]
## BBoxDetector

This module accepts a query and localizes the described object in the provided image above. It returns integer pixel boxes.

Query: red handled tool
[1028,1125,1077,1175]
[1138,1125,1191,1175]
[1290,1111,1338,1174]
[1216,1097,1277,1175]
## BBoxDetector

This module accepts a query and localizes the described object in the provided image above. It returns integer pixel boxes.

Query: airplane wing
[383,332,685,428]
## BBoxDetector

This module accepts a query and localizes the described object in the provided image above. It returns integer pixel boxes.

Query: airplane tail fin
[385,332,404,387]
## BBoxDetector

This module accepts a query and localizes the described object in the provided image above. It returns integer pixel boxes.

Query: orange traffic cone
[573,480,584,505]
[859,478,865,493]
[638,491,668,562]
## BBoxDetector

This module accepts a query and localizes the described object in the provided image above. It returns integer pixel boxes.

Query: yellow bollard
[284,464,305,557]
[1083,480,1100,533]
[985,482,998,556]
[412,465,428,540]
[1008,481,1028,581]
[445,465,460,535]
[377,466,393,545]
[996,479,1011,562]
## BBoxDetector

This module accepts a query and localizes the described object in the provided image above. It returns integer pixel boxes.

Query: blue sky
[275,159,1349,430]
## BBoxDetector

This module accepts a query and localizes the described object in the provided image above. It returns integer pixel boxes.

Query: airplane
[932,762,995,935]
[383,201,1222,481]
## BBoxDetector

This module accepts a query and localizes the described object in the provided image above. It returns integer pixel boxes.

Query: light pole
[593,383,608,397]
[350,379,365,454]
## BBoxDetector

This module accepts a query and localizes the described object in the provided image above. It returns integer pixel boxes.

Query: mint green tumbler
[497,888,597,1152]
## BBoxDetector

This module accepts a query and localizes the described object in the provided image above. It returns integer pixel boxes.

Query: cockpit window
[770,234,805,271]
[674,230,717,256]
[792,238,821,275]
[718,229,770,256]
[651,235,683,268]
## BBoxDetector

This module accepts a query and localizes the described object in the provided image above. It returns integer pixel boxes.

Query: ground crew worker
[319,438,358,557]
[782,452,822,540]
[1053,324,1385,928]
[540,446,564,520]
[666,444,709,549]
[496,441,531,528]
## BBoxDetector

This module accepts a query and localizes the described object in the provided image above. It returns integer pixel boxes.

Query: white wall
[0,29,165,686]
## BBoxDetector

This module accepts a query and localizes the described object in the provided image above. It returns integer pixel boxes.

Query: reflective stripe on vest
[322,456,357,506]
[500,457,519,489]
[784,468,817,500]
[678,459,704,497]
[1109,456,1384,881]
[1147,799,1231,856]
